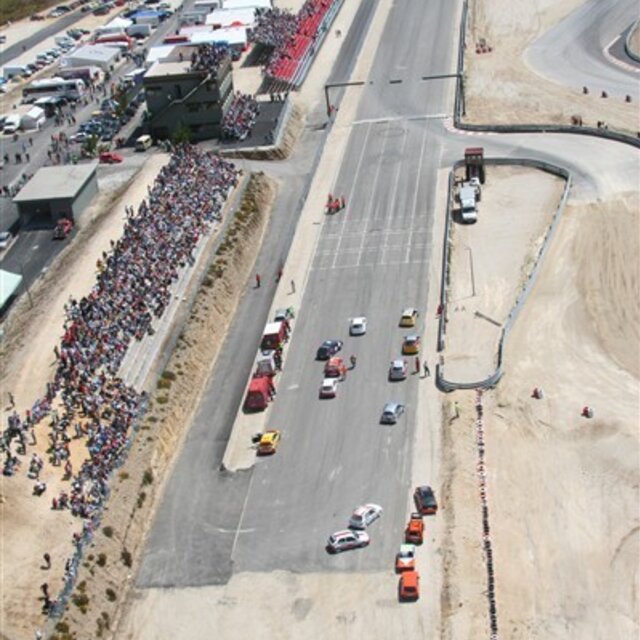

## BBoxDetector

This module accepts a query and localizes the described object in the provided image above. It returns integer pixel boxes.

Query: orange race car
[405,513,424,545]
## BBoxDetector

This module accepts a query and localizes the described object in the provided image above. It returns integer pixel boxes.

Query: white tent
[221,0,271,10]
[205,8,256,28]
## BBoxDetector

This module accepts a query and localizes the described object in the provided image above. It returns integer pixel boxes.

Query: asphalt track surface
[526,0,640,99]
[137,0,639,593]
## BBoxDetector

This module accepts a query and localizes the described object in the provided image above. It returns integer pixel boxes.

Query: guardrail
[454,1,640,148]
[436,157,571,392]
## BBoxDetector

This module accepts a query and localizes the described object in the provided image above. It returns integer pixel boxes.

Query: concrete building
[13,163,98,227]
[143,45,234,141]
[61,44,121,72]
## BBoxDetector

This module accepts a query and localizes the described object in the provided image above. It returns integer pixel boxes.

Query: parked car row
[395,487,439,601]
[71,92,145,145]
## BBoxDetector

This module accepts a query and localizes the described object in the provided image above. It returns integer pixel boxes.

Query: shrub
[72,592,89,613]
[156,378,172,390]
[121,548,132,567]
[161,370,177,381]
[142,469,154,486]
[105,588,117,602]
[102,526,114,538]
[137,491,147,508]
[96,553,107,567]
[119,472,129,481]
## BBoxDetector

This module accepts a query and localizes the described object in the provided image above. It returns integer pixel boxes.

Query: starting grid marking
[311,226,429,271]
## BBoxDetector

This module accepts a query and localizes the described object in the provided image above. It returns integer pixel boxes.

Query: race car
[400,308,419,327]
[399,570,420,601]
[402,335,421,355]
[348,503,383,530]
[316,339,343,360]
[414,485,438,515]
[395,544,416,572]
[405,513,424,544]
[257,430,281,455]
[319,378,338,399]
[326,529,370,553]
[388,359,408,381]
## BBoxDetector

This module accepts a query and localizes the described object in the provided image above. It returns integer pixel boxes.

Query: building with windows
[143,44,234,141]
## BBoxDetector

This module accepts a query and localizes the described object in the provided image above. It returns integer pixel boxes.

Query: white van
[135,134,152,151]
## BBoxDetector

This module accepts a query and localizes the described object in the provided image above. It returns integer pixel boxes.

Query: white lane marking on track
[359,121,398,267]
[368,121,408,264]
[331,123,371,269]
[379,120,409,266]
[352,113,448,125]
[405,124,429,263]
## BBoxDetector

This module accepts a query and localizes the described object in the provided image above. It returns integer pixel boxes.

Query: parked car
[400,308,419,327]
[414,485,438,515]
[326,530,370,554]
[257,430,280,456]
[273,307,294,322]
[388,359,408,381]
[69,131,89,143]
[402,335,421,355]
[380,402,405,424]
[348,504,383,530]
[53,218,73,239]
[316,339,343,360]
[349,316,367,336]
[99,151,124,164]
[399,570,420,601]
[0,231,13,250]
[319,378,338,399]
[395,544,416,572]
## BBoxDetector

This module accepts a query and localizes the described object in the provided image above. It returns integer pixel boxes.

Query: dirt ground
[485,195,639,638]
[444,166,564,383]
[464,0,639,134]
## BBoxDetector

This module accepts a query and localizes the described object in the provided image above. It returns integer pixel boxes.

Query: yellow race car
[257,430,281,455]
[400,308,419,327]
[402,335,421,355]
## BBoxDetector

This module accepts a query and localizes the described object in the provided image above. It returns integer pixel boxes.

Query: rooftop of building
[13,163,98,202]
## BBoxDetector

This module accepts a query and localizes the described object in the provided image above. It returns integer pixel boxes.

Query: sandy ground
[485,195,639,638]
[464,0,640,133]
[443,166,564,383]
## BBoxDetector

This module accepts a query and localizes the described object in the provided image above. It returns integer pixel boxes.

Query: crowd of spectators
[255,0,336,81]
[222,92,260,141]
[190,43,230,73]
[1,143,240,615]
[252,8,299,49]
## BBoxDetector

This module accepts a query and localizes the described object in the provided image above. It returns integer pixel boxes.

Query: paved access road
[137,0,458,590]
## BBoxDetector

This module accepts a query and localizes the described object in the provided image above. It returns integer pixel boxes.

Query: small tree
[172,124,192,145]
